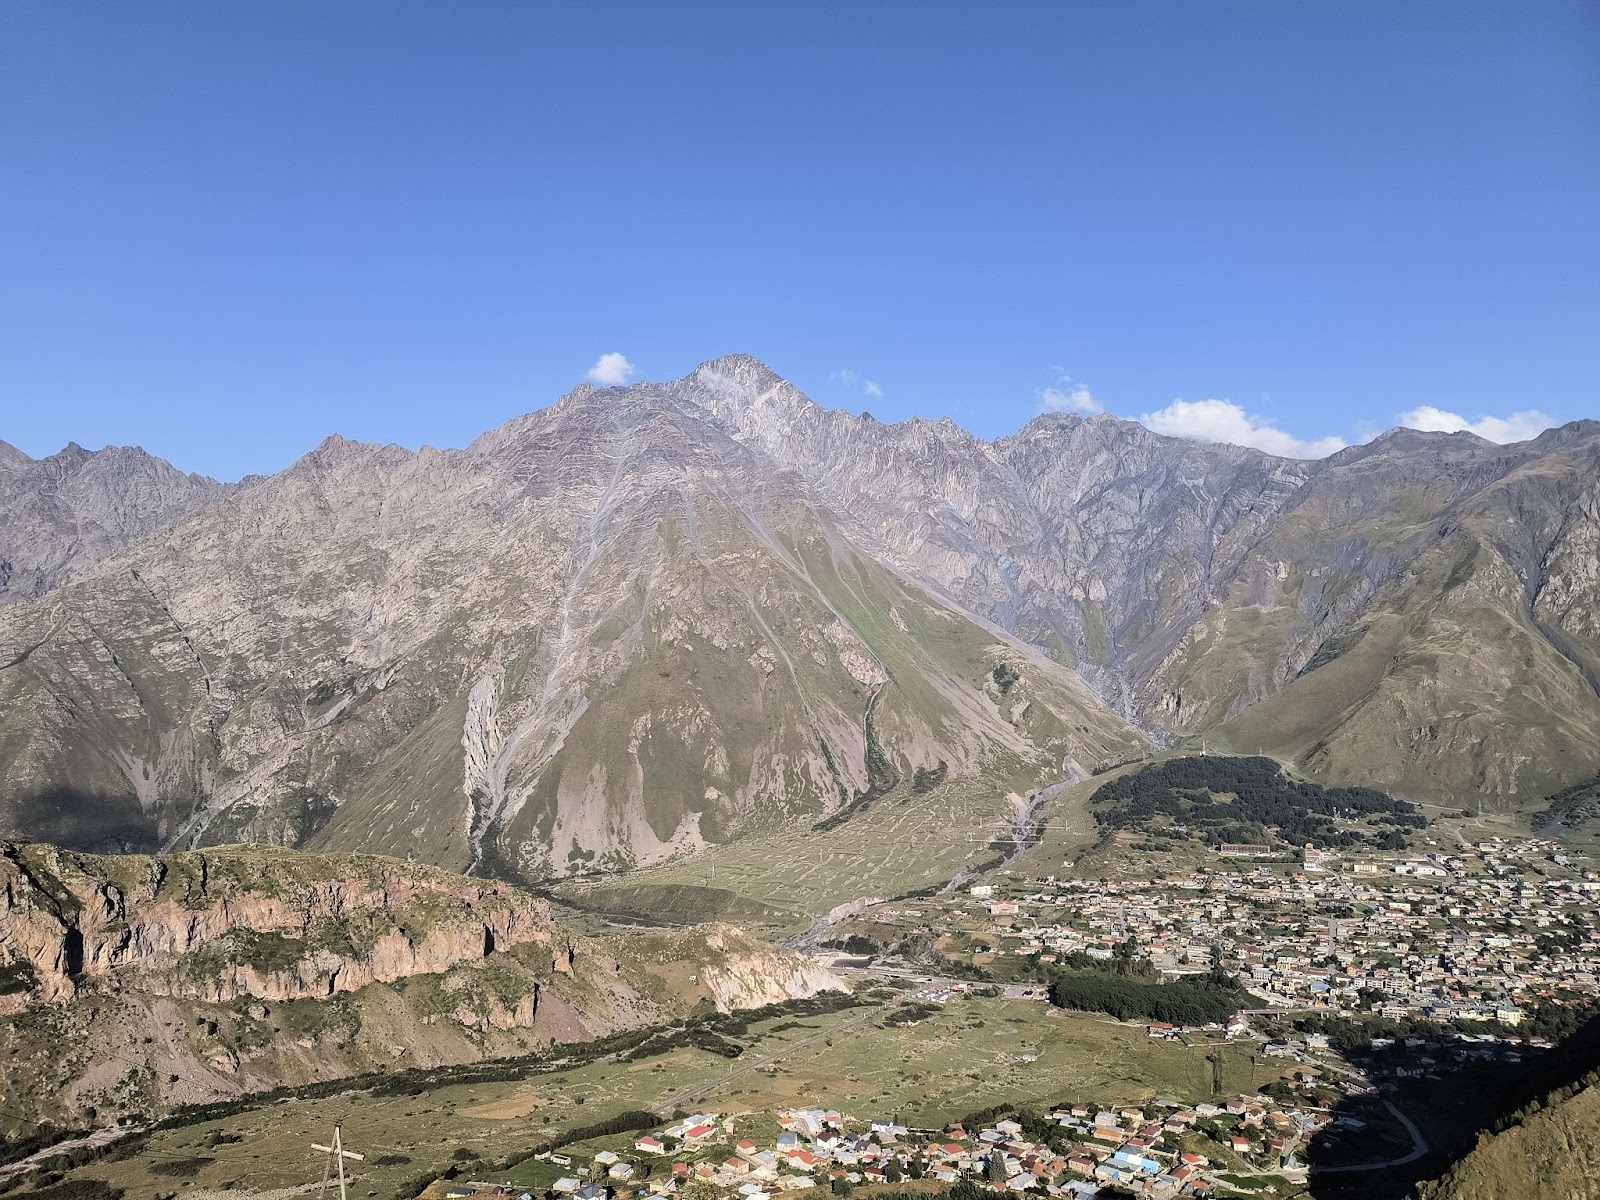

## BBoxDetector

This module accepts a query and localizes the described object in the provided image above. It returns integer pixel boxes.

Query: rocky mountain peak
[1531,418,1600,449]
[687,353,785,392]
[55,439,93,461]
[0,439,225,607]
[0,440,34,472]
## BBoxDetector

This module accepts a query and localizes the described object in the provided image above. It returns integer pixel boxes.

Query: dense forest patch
[1047,967,1246,1025]
[1535,777,1600,835]
[1090,755,1424,850]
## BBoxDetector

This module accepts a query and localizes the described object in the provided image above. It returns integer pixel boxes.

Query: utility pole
[312,1124,364,1200]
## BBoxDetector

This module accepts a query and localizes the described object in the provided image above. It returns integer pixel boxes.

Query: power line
[312,1124,364,1200]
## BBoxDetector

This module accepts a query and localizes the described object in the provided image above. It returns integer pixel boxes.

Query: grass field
[566,779,1026,933]
[53,997,1290,1200]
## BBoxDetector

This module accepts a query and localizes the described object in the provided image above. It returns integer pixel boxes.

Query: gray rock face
[0,374,1142,874]
[680,358,1600,801]
[0,359,1596,874]
[0,441,223,607]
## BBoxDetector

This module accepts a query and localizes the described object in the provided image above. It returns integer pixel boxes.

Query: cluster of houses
[901,838,1600,1029]
[463,1097,1340,1200]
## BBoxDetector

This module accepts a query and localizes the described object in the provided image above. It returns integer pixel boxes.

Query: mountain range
[2,355,1596,879]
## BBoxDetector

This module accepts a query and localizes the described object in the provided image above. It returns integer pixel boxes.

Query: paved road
[1311,1100,1429,1174]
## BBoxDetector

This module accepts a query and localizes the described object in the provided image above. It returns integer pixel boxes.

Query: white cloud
[830,369,882,399]
[1138,398,1345,459]
[586,352,635,387]
[1039,384,1102,415]
[1396,405,1553,444]
[1037,369,1104,416]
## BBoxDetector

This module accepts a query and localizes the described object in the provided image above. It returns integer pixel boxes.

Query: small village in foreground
[426,1093,1327,1200]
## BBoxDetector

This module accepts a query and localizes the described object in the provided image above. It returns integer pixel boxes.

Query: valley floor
[34,995,1295,1200]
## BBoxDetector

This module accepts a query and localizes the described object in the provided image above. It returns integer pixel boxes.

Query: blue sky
[2,2,1596,479]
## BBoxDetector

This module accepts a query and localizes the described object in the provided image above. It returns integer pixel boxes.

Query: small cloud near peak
[1139,398,1344,459]
[586,352,635,387]
[830,368,882,399]
[1039,385,1101,416]
[1397,405,1553,444]
[1037,369,1103,416]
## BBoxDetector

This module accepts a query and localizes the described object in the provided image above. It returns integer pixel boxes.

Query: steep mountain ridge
[671,359,1600,799]
[0,374,1140,874]
[1413,1080,1600,1200]
[0,440,224,607]
[1,359,1596,874]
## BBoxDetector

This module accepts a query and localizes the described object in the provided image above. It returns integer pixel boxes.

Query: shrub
[149,1157,215,1177]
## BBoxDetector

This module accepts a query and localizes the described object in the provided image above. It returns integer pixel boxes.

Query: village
[433,1093,1334,1200]
[840,835,1600,1032]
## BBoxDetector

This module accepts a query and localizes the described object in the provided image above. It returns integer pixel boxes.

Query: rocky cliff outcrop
[697,924,845,1012]
[0,843,845,1128]
[0,842,562,1005]
[606,921,846,1015]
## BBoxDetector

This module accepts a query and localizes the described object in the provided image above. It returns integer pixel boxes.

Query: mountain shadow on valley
[2,788,158,855]
[1302,1012,1600,1198]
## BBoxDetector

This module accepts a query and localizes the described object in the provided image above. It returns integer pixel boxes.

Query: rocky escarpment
[0,843,845,1128]
[697,924,845,1011]
[608,922,848,1014]
[0,842,567,1006]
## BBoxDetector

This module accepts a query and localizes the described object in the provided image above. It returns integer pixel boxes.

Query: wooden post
[312,1124,365,1200]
